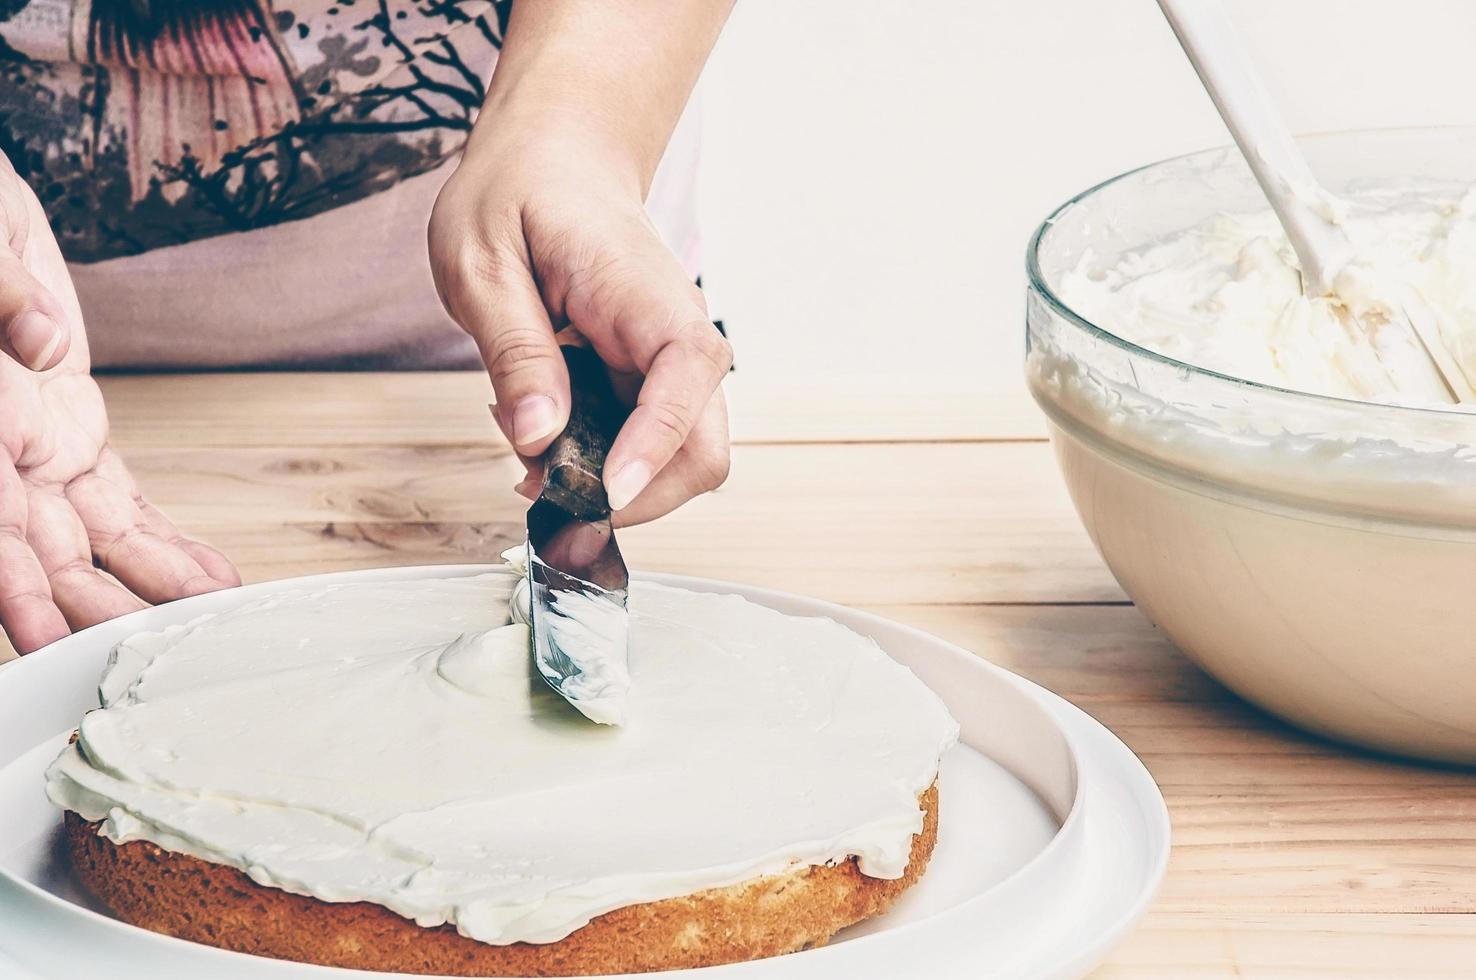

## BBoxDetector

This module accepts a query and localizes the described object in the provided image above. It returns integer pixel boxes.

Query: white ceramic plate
[0,567,1169,980]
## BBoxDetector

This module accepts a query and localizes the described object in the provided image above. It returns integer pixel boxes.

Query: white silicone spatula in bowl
[1156,0,1476,404]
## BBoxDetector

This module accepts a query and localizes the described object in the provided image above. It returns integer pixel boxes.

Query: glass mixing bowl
[1025,127,1476,764]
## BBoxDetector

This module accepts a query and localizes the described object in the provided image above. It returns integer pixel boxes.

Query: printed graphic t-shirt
[0,0,701,368]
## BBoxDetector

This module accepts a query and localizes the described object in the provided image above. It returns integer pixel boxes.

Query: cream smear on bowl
[47,561,958,946]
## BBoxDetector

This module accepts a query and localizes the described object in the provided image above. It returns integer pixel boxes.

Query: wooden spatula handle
[539,345,629,520]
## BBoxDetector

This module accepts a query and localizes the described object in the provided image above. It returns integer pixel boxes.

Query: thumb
[0,174,70,372]
[0,263,68,372]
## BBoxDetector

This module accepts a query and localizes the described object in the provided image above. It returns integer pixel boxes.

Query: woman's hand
[427,0,735,527]
[0,158,239,654]
[429,139,732,526]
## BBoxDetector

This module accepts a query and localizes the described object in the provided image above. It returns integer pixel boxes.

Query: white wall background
[696,0,1476,424]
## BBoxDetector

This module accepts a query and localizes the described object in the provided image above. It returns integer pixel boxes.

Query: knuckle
[430,202,524,322]
[563,254,636,328]
[51,556,96,580]
[174,573,217,596]
[5,587,50,606]
[486,329,558,385]
[430,241,478,320]
[675,320,733,374]
[93,526,142,571]
[644,400,696,445]
[693,446,731,492]
[435,241,494,317]
[520,201,589,305]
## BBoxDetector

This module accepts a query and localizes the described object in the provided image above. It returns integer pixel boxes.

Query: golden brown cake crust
[63,783,939,976]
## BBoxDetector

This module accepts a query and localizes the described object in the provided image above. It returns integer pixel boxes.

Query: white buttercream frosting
[1059,184,1476,406]
[46,571,958,946]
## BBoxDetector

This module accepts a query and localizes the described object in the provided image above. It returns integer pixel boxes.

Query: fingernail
[511,395,558,448]
[11,311,60,371]
[605,460,652,512]
[513,477,541,500]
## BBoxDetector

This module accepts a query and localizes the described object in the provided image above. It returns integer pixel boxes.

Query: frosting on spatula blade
[519,504,631,726]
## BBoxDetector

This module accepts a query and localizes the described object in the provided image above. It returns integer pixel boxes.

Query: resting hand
[0,156,239,654]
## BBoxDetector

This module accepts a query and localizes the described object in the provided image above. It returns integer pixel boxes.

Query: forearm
[465,0,735,194]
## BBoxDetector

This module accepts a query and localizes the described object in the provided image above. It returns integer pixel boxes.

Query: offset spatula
[525,344,632,725]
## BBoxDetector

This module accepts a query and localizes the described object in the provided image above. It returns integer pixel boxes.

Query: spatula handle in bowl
[1155,0,1355,296]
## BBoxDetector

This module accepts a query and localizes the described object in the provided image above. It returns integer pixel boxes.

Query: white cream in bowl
[1059,184,1476,407]
[1026,133,1476,764]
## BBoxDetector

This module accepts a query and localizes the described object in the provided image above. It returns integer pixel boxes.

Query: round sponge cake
[48,573,959,972]
[64,784,939,976]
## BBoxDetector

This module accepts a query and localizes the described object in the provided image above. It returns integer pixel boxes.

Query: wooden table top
[12,370,1476,977]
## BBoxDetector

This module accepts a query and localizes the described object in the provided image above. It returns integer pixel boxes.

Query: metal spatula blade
[525,344,631,725]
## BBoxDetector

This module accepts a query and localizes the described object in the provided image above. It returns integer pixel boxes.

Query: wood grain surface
[4,371,1472,978]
